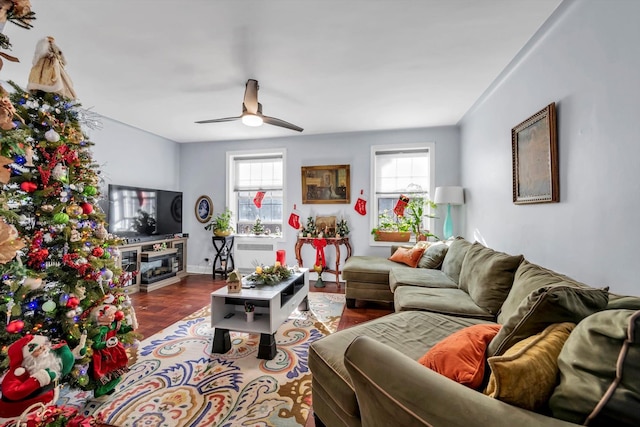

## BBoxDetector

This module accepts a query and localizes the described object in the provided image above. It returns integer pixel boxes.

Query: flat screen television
[107,184,182,239]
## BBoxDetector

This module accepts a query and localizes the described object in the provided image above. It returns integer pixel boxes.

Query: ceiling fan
[195,79,303,132]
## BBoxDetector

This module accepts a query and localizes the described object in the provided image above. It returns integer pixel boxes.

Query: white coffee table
[210,268,309,359]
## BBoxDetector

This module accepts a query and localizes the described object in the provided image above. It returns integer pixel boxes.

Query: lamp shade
[434,186,464,205]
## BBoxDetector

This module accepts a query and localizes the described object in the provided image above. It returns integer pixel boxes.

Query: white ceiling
[1,0,562,143]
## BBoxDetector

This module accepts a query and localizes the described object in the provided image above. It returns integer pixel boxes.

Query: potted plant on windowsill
[204,208,234,236]
[406,197,439,242]
[371,210,412,242]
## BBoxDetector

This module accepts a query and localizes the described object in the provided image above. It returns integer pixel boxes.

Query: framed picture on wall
[195,195,213,223]
[301,164,350,204]
[512,103,559,204]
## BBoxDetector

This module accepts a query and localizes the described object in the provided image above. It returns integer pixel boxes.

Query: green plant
[371,210,411,235]
[336,218,350,236]
[406,197,438,240]
[204,208,233,233]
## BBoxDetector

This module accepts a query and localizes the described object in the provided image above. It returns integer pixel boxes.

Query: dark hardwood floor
[128,273,393,427]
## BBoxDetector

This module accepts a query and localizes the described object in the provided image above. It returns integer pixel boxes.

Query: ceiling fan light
[242,114,263,127]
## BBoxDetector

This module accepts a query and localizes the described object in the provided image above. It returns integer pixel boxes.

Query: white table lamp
[434,186,464,239]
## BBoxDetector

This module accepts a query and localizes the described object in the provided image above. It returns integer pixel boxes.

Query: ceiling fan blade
[243,79,259,114]
[195,116,241,124]
[263,115,304,132]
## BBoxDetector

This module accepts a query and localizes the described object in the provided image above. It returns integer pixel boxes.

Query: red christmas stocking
[394,195,410,217]
[253,191,266,208]
[288,212,300,229]
[354,190,367,216]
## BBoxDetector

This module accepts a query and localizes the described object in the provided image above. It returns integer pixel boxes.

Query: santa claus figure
[0,334,82,417]
[26,36,77,100]
[90,304,132,398]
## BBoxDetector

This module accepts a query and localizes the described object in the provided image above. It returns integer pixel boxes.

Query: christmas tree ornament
[42,300,56,312]
[41,204,54,212]
[23,277,43,290]
[355,189,367,216]
[44,128,61,142]
[253,191,266,208]
[83,185,97,196]
[91,247,104,257]
[5,299,14,323]
[66,204,83,217]
[51,163,68,182]
[13,154,26,165]
[52,212,70,224]
[66,296,80,309]
[19,181,37,192]
[24,146,35,167]
[6,319,24,333]
[80,202,93,215]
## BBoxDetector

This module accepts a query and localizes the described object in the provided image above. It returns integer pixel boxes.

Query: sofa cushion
[389,268,458,292]
[484,322,575,411]
[308,310,492,419]
[488,283,608,357]
[419,324,501,389]
[394,286,495,320]
[342,256,406,284]
[389,246,426,268]
[458,242,524,315]
[440,237,472,284]
[549,310,640,427]
[417,241,449,269]
[496,260,590,325]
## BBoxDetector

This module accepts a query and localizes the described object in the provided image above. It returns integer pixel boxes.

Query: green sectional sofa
[310,237,640,427]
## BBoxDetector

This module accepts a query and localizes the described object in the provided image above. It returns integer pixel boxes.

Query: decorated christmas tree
[0,8,139,418]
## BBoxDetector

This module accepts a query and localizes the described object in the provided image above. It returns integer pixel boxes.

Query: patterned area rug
[56,292,345,427]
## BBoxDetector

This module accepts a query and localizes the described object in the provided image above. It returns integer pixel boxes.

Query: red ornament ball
[92,247,104,257]
[114,311,125,321]
[6,320,24,333]
[81,202,93,215]
[20,181,37,193]
[66,296,80,309]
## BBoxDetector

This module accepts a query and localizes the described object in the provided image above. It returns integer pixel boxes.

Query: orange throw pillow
[419,324,502,389]
[388,246,426,268]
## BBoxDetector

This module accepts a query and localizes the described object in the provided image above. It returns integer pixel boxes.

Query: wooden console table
[294,236,352,285]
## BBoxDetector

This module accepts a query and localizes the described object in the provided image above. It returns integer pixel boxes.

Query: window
[370,143,435,242]
[227,150,285,236]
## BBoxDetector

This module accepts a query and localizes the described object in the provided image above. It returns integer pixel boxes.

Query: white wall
[180,126,460,274]
[459,0,640,295]
[89,117,180,191]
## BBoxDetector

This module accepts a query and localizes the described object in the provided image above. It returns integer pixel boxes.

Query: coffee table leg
[298,295,309,311]
[212,328,231,354]
[258,333,277,360]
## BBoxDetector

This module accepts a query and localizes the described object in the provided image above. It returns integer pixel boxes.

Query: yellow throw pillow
[484,322,575,411]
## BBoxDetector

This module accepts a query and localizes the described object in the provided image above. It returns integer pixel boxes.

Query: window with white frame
[370,144,435,241]
[227,150,285,236]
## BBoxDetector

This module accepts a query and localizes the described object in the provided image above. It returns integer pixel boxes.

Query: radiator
[233,239,277,274]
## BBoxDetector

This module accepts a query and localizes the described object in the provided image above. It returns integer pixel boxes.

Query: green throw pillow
[417,242,449,269]
[458,242,523,315]
[488,283,608,357]
[440,237,472,285]
[549,310,640,427]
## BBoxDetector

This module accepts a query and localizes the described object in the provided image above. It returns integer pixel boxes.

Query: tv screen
[107,184,182,238]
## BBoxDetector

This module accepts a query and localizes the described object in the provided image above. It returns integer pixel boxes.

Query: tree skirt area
[4,292,345,427]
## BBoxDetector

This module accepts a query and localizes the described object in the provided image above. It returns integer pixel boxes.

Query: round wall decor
[195,195,213,223]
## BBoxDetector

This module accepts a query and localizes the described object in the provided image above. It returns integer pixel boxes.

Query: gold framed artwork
[195,195,213,223]
[512,103,559,204]
[301,164,350,204]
